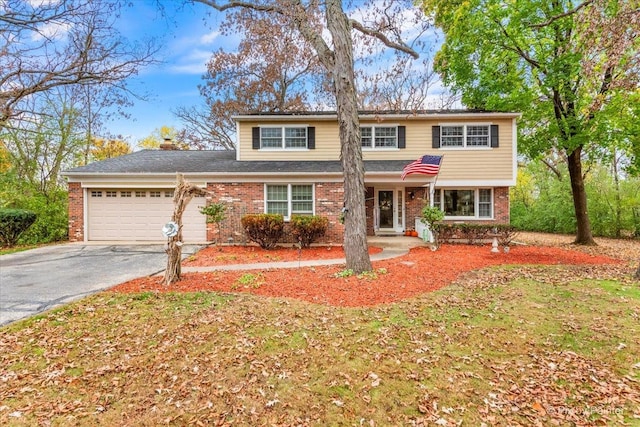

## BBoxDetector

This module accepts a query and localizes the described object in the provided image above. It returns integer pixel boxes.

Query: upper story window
[361,126,397,149]
[361,125,406,149]
[253,126,314,149]
[433,124,498,149]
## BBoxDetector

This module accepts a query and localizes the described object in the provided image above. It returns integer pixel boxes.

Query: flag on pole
[401,154,443,180]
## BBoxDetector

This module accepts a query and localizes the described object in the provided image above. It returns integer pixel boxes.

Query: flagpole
[430,155,443,207]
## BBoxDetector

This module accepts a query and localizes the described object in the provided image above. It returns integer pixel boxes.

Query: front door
[376,189,405,232]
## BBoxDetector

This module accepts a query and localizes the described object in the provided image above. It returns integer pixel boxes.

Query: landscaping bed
[113,244,625,307]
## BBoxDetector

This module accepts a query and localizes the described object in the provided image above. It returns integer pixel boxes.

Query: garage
[86,188,207,242]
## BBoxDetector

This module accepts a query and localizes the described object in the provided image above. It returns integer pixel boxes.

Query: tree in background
[511,161,640,237]
[90,138,132,161]
[423,0,640,244]
[137,126,189,150]
[195,0,426,273]
[0,0,157,131]
[183,1,448,151]
[176,7,326,151]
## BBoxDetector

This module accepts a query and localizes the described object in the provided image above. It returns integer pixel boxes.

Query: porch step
[367,235,429,249]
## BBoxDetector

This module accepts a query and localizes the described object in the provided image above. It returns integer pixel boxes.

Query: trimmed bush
[290,215,328,248]
[0,209,37,247]
[241,214,284,249]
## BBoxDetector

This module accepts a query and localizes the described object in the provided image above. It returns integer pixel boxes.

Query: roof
[234,109,521,121]
[63,149,411,176]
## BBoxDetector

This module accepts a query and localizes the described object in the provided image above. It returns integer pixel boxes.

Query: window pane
[374,127,397,148]
[292,185,313,213]
[267,185,287,201]
[361,127,372,148]
[267,202,288,215]
[479,189,492,217]
[467,125,489,146]
[261,128,282,148]
[441,126,464,147]
[285,127,307,148]
[443,189,474,216]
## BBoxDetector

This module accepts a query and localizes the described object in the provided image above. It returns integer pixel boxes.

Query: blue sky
[108,1,444,145]
[108,1,233,143]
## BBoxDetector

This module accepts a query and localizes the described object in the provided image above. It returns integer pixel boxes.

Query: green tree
[423,0,640,244]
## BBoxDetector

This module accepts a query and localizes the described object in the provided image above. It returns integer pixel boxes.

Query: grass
[0,267,639,426]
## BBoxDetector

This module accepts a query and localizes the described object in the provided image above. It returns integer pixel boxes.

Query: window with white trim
[361,126,398,149]
[433,188,493,218]
[260,126,308,149]
[265,184,313,219]
[441,124,490,147]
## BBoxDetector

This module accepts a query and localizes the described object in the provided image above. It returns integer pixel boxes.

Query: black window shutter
[432,125,441,148]
[307,127,315,149]
[397,126,406,149]
[491,124,499,147]
[252,127,260,149]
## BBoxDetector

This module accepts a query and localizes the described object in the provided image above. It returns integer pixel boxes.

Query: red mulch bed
[183,245,383,266]
[110,244,621,307]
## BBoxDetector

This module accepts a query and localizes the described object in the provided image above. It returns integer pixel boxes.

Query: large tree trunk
[326,0,372,273]
[566,146,596,245]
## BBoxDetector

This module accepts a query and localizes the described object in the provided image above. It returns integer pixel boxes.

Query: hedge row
[433,223,519,246]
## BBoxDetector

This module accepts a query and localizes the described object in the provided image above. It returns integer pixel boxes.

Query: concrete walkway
[181,235,428,273]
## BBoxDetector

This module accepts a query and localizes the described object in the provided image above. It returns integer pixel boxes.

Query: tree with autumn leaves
[422,0,639,245]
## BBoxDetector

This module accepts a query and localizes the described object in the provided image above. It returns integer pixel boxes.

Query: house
[63,110,520,244]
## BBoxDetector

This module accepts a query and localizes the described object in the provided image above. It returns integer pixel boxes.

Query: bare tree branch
[530,0,594,28]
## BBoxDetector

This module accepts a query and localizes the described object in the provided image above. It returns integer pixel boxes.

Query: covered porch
[364,182,436,239]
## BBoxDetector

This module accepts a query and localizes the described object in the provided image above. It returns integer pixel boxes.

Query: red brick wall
[68,182,84,242]
[205,182,345,245]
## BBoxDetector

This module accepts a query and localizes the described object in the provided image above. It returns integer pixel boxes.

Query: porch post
[429,182,435,207]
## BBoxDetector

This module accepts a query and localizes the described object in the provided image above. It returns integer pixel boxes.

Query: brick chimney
[159,138,178,150]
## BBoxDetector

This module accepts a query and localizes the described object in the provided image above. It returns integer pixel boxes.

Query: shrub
[200,202,226,224]
[290,215,328,248]
[241,214,284,249]
[0,209,37,247]
[433,223,519,245]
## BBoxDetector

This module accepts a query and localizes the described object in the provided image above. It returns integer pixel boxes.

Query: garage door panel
[88,189,206,242]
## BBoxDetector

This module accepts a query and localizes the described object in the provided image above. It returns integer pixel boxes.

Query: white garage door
[87,189,207,242]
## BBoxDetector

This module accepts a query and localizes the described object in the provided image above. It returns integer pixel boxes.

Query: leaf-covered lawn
[1,264,639,426]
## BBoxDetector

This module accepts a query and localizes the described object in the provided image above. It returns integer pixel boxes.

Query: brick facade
[205,181,345,245]
[68,182,84,242]
[68,182,510,243]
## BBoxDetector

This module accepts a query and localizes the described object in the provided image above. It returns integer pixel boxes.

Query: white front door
[376,188,405,232]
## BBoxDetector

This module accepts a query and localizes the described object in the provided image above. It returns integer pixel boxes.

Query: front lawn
[1,262,638,425]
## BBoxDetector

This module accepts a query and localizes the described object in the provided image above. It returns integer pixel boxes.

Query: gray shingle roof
[63,149,411,175]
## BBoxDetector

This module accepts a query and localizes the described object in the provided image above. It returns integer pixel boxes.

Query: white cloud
[30,21,71,42]
[169,48,212,75]
[199,30,221,45]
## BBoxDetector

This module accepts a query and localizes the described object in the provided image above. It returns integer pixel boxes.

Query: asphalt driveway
[0,243,201,326]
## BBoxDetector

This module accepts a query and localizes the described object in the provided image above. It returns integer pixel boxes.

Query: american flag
[401,155,442,180]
